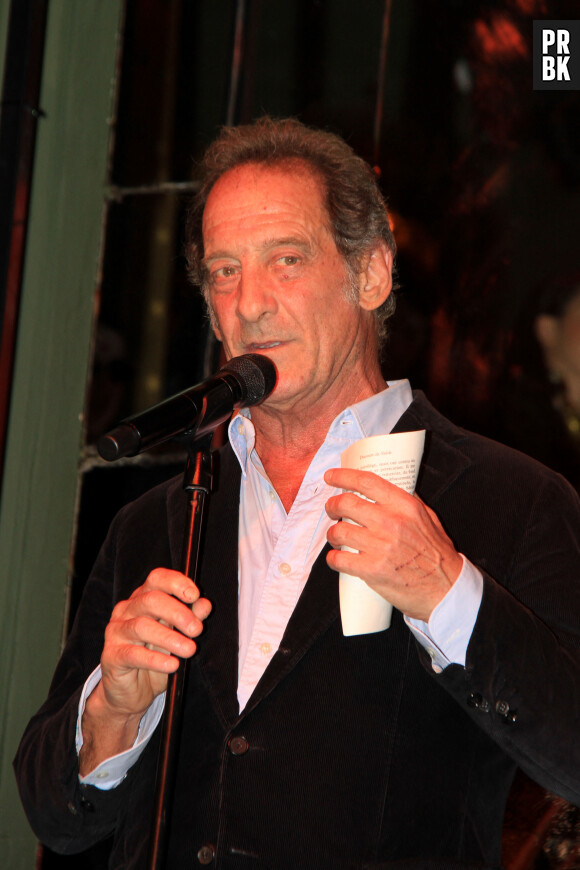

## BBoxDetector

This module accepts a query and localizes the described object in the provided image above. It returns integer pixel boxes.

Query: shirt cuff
[404,555,483,672]
[76,665,165,790]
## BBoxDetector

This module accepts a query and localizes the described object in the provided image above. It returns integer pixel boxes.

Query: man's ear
[358,242,394,311]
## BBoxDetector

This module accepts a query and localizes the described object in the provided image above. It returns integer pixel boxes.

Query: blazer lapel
[392,391,473,506]
[241,543,340,715]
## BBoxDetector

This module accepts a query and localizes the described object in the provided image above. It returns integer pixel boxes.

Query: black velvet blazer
[15,392,580,869]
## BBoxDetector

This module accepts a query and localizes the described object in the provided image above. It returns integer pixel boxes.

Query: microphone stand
[146,432,214,870]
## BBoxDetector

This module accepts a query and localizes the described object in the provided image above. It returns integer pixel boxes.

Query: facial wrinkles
[204,196,340,345]
[204,249,358,335]
[204,162,333,247]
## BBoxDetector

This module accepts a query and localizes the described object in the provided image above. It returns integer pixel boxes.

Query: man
[15,118,580,869]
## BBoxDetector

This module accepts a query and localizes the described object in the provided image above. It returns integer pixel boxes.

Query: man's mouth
[248,341,283,351]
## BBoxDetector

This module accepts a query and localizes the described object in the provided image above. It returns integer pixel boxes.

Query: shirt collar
[228,379,414,477]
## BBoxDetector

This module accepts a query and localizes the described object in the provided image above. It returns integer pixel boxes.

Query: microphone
[97,353,277,461]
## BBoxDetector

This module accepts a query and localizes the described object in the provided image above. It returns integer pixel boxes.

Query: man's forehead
[204,160,325,212]
[201,161,330,242]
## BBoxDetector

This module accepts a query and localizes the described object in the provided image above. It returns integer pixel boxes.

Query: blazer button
[229,735,249,756]
[197,844,215,864]
[496,699,517,723]
[467,692,490,712]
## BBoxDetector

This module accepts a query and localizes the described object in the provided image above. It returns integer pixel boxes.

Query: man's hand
[79,568,212,775]
[324,468,463,623]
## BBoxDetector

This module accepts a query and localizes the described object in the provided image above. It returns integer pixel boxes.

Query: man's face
[555,292,580,383]
[201,162,382,414]
[536,289,580,388]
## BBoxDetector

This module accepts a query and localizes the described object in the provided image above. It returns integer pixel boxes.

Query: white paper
[339,430,425,636]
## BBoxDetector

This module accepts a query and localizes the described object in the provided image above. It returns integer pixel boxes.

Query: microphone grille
[220,354,277,406]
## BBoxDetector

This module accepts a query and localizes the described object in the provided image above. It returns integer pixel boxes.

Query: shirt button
[228,736,249,756]
[269,489,276,501]
[237,422,244,434]
[260,642,272,655]
[197,844,215,864]
[279,562,291,575]
[96,771,109,780]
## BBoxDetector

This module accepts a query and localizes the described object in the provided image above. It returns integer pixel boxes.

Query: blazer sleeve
[432,467,580,806]
[13,475,179,854]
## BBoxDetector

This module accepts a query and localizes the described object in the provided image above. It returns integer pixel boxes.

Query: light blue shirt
[78,380,483,788]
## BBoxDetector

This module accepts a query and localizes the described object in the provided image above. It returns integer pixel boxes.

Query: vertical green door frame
[0,2,12,87]
[0,2,123,866]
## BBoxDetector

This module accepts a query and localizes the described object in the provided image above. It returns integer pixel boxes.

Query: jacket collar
[393,391,472,506]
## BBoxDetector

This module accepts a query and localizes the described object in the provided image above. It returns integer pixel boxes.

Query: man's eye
[211,265,237,282]
[279,256,299,266]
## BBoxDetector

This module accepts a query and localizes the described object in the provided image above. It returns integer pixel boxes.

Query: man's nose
[236,265,277,322]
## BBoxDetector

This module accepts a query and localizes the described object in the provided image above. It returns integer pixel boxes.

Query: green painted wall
[0,1,10,80]
[0,2,122,866]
